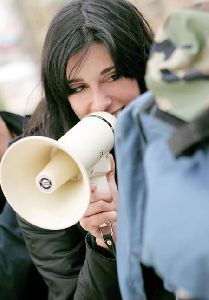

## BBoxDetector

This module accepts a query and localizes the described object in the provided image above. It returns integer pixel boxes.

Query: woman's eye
[69,85,85,95]
[107,73,121,82]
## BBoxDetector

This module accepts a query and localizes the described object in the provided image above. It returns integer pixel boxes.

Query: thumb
[106,154,118,201]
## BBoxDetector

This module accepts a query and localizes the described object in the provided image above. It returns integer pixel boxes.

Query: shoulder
[0,111,29,136]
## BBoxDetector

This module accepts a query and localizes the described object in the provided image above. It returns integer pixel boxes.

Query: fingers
[90,185,112,203]
[80,212,117,242]
[80,188,117,243]
[106,153,115,178]
[106,154,118,203]
[84,198,117,217]
[81,210,116,229]
[79,155,118,247]
[89,154,118,204]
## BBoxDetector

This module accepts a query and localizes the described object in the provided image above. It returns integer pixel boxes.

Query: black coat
[0,111,48,300]
[0,204,48,300]
[0,111,24,212]
[18,216,122,300]
[17,218,175,300]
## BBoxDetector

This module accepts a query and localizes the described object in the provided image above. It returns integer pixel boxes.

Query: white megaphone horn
[0,112,116,230]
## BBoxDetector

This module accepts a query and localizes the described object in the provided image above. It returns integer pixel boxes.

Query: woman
[17,0,152,299]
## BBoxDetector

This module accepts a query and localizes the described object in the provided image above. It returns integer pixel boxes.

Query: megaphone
[0,112,116,230]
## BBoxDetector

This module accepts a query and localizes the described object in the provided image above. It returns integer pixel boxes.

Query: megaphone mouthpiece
[35,149,80,194]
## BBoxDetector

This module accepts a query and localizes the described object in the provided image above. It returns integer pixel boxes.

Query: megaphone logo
[0,112,116,230]
[39,177,53,190]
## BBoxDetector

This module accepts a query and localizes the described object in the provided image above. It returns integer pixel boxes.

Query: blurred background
[0,0,195,115]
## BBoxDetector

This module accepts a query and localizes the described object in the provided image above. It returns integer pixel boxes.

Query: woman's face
[66,43,140,119]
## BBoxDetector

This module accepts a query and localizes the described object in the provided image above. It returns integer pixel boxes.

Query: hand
[0,118,13,161]
[79,154,118,249]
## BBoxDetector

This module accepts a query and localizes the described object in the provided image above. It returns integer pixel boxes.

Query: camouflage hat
[145,4,209,121]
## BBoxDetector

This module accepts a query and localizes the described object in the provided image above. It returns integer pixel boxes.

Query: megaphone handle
[89,174,109,190]
[89,154,116,256]
[89,154,111,191]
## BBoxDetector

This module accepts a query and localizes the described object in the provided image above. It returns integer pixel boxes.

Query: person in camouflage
[115,2,209,300]
[145,1,209,123]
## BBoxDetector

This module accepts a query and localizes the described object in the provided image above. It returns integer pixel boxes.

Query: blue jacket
[115,91,209,299]
[115,91,174,300]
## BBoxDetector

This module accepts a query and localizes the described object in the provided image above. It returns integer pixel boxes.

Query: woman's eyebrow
[67,77,83,84]
[100,66,115,75]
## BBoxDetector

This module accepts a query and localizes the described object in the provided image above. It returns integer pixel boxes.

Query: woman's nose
[90,89,111,112]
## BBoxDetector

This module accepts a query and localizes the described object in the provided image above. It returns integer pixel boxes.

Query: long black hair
[25,0,153,139]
